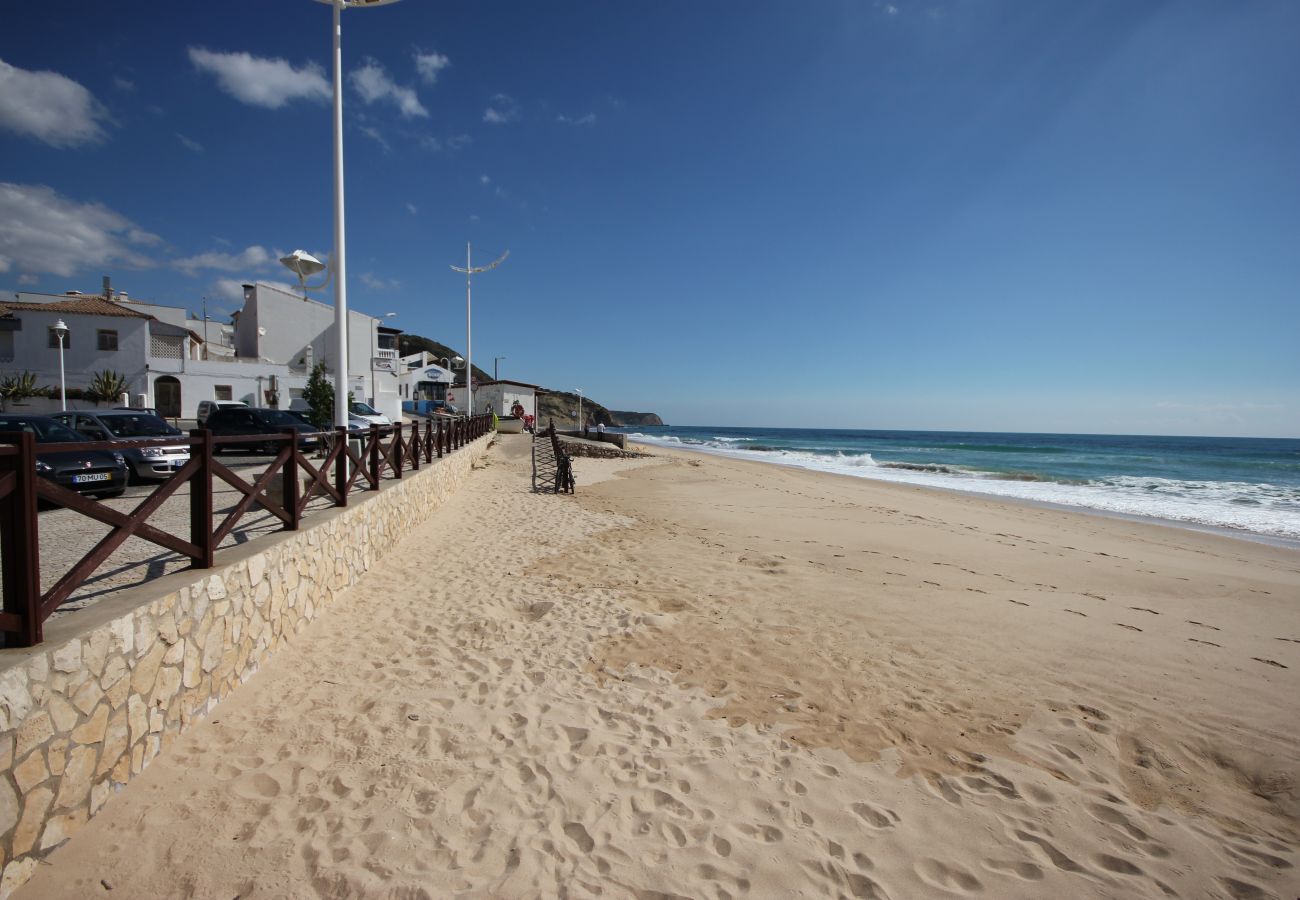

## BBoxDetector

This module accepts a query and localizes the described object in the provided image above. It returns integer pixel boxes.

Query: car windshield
[99,414,181,438]
[0,417,83,443]
[259,410,303,427]
[351,402,379,416]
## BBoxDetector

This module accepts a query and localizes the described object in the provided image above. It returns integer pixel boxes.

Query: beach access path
[18,436,1300,899]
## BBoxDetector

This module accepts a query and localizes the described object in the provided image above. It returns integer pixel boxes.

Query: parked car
[196,399,248,425]
[204,407,322,454]
[0,414,128,499]
[51,411,190,482]
[349,401,393,427]
[285,410,372,433]
[113,406,160,417]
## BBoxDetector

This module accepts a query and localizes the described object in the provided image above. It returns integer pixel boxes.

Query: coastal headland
[19,436,1300,898]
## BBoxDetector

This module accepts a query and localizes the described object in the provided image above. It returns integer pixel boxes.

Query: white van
[196,399,247,425]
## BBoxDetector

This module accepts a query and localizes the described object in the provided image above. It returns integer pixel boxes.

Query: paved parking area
[23,450,341,619]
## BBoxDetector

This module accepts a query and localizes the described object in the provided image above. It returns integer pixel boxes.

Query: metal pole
[465,242,473,417]
[58,333,66,411]
[331,0,350,433]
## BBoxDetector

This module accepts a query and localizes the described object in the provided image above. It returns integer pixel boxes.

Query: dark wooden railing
[0,414,491,647]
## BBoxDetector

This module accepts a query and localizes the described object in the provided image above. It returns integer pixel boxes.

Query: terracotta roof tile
[0,297,154,319]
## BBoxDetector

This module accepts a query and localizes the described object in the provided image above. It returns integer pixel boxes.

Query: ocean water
[616,427,1300,544]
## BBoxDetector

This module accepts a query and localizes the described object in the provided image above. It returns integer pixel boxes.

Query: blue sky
[2,1,1297,436]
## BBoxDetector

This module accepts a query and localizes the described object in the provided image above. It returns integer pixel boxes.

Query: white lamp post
[494,356,506,381]
[307,0,401,430]
[575,387,583,432]
[53,319,68,410]
[450,244,508,417]
[370,311,396,406]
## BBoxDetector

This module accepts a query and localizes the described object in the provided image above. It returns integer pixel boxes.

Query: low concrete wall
[0,434,492,896]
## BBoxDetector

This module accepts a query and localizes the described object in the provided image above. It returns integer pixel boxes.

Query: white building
[473,380,542,421]
[233,283,401,421]
[1,280,402,421]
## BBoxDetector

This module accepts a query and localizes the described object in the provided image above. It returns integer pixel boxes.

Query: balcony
[376,348,397,360]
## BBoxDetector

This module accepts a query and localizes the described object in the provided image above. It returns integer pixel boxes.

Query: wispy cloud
[447,133,472,150]
[0,182,159,277]
[188,47,330,109]
[173,245,275,276]
[483,93,520,124]
[176,133,204,153]
[556,112,597,126]
[360,272,401,291]
[113,76,135,92]
[406,202,418,215]
[359,125,391,152]
[209,277,301,307]
[480,174,491,185]
[413,49,451,85]
[0,58,110,148]
[350,59,427,119]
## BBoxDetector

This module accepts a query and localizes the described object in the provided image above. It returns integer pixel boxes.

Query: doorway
[155,376,181,419]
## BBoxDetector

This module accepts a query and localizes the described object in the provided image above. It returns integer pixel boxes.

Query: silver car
[52,411,191,482]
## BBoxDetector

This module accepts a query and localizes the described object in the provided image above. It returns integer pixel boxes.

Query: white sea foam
[625,433,1300,542]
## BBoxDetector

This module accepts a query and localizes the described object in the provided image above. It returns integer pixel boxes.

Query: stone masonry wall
[0,434,492,897]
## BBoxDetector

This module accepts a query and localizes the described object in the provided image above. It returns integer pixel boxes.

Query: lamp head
[280,250,327,281]
[54,319,68,337]
[451,355,465,369]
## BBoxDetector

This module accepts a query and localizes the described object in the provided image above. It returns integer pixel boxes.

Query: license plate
[72,473,111,484]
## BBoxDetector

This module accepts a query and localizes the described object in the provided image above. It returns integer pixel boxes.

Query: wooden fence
[0,414,491,647]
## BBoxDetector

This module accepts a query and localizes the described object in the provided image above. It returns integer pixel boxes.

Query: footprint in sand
[1007,599,1030,607]
[1063,609,1086,617]
[1115,623,1142,632]
[1128,607,1159,615]
[1187,620,1221,631]
[1188,638,1221,647]
[1251,657,1288,669]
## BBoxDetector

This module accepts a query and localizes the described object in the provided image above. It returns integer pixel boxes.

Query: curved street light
[450,244,508,417]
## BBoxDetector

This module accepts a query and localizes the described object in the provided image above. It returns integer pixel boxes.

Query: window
[97,329,118,351]
[48,327,69,349]
[215,385,233,401]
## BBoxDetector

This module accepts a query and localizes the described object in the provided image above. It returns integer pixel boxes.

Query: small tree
[0,371,46,411]
[302,362,335,428]
[83,369,130,404]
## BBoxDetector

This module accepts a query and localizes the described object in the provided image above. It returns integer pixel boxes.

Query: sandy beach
[18,434,1300,899]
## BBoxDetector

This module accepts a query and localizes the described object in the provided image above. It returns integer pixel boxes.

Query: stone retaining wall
[558,437,646,460]
[0,434,492,896]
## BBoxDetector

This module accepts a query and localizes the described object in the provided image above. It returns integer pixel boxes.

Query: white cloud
[556,112,597,126]
[350,59,427,119]
[17,274,39,286]
[413,50,451,85]
[359,125,391,152]
[0,183,158,277]
[173,245,275,276]
[0,58,110,148]
[176,133,204,153]
[359,272,401,291]
[209,277,302,308]
[480,174,490,185]
[447,133,472,150]
[483,94,520,124]
[406,202,418,215]
[113,76,135,92]
[419,135,441,151]
[188,47,330,109]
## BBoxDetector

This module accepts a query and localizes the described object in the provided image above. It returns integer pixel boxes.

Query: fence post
[392,424,404,479]
[437,420,444,458]
[409,422,420,471]
[0,433,42,646]
[283,430,301,530]
[334,426,349,506]
[189,429,215,568]
[423,420,432,463]
[368,425,381,487]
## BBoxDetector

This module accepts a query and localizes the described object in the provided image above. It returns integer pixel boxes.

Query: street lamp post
[450,243,508,417]
[494,356,506,381]
[53,319,68,411]
[575,387,583,432]
[311,0,401,430]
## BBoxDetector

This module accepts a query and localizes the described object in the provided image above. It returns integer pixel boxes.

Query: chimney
[117,291,129,303]
[103,275,111,298]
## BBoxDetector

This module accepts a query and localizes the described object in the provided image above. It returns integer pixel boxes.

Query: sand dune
[19,436,1300,899]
